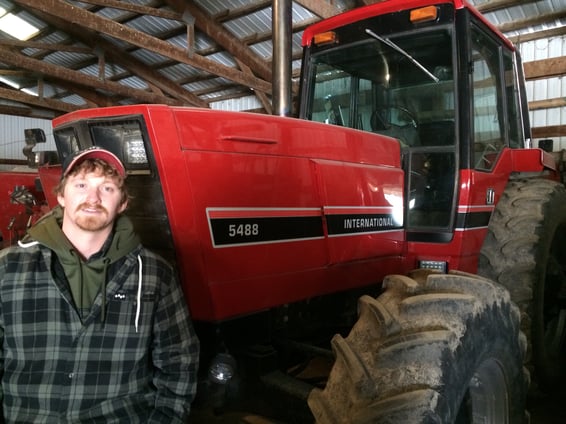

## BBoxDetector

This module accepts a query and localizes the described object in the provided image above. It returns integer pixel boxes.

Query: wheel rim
[457,359,509,423]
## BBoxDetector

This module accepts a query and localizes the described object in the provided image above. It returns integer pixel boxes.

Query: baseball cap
[62,147,126,178]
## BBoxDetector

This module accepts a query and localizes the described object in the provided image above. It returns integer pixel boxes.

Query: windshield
[303,25,458,231]
[305,28,455,148]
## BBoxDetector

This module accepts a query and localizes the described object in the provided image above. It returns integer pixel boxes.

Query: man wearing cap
[0,147,200,423]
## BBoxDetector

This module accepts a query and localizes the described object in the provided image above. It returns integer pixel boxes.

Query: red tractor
[3,0,565,422]
[0,129,50,249]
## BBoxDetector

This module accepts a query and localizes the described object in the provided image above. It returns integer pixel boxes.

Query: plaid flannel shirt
[0,243,199,423]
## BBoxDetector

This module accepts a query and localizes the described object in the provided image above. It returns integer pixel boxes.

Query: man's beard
[75,203,111,232]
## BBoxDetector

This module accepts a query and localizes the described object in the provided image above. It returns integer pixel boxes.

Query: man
[0,147,199,423]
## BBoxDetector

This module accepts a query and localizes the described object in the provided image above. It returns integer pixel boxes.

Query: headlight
[124,135,148,166]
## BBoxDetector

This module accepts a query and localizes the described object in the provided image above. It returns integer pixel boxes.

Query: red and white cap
[62,147,126,178]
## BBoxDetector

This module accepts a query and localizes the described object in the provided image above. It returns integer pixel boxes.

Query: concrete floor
[192,391,566,423]
[190,377,566,423]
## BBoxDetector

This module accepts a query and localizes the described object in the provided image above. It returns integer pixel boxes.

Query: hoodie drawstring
[135,254,143,333]
[100,258,111,325]
[79,254,85,319]
[17,239,39,248]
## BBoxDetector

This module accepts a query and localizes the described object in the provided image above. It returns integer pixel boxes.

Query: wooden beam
[14,0,272,95]
[532,125,566,138]
[523,56,566,80]
[0,105,37,118]
[0,86,79,113]
[294,0,342,19]
[165,0,272,83]
[529,97,566,111]
[497,10,566,34]
[508,26,566,45]
[475,0,538,14]
[0,47,184,106]
[69,0,182,21]
[212,1,271,22]
[235,58,272,114]
[0,39,91,53]
[13,4,208,108]
[51,80,112,108]
[0,70,28,77]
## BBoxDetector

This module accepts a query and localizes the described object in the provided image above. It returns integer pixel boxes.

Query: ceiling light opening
[0,7,40,41]
[0,76,20,90]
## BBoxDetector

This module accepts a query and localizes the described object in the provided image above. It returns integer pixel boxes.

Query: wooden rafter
[14,0,272,93]
[0,0,561,122]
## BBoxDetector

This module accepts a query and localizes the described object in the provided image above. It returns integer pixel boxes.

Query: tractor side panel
[314,159,404,264]
[169,109,406,320]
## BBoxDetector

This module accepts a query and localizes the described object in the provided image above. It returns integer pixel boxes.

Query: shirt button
[68,373,74,379]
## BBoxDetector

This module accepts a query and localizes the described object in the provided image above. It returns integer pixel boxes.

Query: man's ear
[118,200,128,214]
[57,193,65,208]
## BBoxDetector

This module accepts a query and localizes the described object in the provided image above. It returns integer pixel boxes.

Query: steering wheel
[373,105,418,130]
[371,105,420,147]
[391,105,418,129]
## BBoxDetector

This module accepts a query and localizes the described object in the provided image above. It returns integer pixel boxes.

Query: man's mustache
[76,203,108,214]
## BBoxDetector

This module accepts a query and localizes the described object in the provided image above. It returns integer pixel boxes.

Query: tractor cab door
[458,14,526,238]
[467,20,525,171]
[405,8,526,272]
[405,9,527,270]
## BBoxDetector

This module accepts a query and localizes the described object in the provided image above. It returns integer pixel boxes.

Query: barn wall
[518,34,566,150]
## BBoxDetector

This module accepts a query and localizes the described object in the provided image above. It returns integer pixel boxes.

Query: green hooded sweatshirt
[23,205,140,320]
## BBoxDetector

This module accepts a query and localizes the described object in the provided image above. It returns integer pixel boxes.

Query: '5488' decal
[206,207,402,248]
[207,207,324,247]
[228,223,259,237]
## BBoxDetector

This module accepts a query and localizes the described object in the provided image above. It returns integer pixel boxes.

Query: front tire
[308,271,527,423]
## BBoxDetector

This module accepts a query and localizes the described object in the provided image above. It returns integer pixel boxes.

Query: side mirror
[24,128,46,145]
[22,128,58,168]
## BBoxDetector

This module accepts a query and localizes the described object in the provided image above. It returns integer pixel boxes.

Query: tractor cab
[300,1,528,263]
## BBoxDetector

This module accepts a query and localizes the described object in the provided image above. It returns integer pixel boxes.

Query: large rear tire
[308,271,527,423]
[479,178,566,390]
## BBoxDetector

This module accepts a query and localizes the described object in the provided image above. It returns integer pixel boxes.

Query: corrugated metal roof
[0,0,563,119]
[470,0,566,36]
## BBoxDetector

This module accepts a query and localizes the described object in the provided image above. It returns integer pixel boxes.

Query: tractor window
[305,29,455,148]
[471,27,506,170]
[309,45,373,130]
[504,50,524,149]
[312,71,352,127]
[406,151,456,228]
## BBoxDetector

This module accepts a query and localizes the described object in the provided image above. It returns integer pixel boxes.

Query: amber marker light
[313,31,338,46]
[410,6,438,23]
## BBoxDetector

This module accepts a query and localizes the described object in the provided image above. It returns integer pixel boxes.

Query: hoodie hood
[22,205,140,321]
[25,205,140,262]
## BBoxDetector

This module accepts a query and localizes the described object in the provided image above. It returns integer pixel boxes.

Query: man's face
[57,169,127,233]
